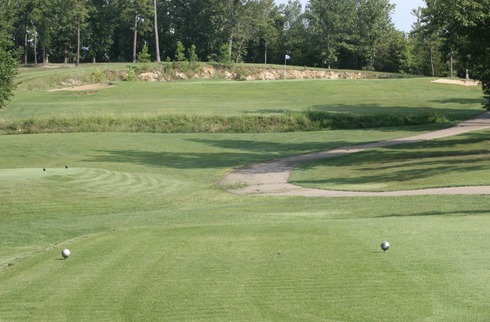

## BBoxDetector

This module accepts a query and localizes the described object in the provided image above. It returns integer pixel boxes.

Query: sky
[274,0,426,32]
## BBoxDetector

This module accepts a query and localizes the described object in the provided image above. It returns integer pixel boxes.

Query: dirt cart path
[221,112,490,197]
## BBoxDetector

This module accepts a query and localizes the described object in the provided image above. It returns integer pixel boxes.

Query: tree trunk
[235,39,245,63]
[42,42,48,65]
[154,0,160,62]
[228,37,233,63]
[133,15,138,63]
[76,16,81,67]
[264,41,267,64]
[450,55,453,78]
[430,46,435,76]
[370,48,375,70]
[34,28,38,65]
[24,26,28,67]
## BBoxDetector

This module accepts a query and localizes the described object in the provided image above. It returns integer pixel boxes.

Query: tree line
[1,0,489,107]
[0,0,437,72]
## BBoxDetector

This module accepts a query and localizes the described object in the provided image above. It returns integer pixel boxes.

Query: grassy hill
[0,64,489,320]
[2,63,484,134]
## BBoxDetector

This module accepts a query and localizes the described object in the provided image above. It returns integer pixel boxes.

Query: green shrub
[233,66,250,81]
[218,43,233,67]
[123,66,138,82]
[91,68,105,83]
[137,44,151,63]
[188,44,199,71]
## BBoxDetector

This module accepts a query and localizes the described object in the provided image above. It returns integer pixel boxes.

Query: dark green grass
[290,130,490,191]
[1,132,489,320]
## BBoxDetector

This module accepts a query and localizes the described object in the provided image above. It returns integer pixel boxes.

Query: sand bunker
[431,78,480,86]
[48,83,114,92]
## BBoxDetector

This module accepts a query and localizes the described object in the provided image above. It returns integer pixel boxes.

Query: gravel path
[221,112,490,197]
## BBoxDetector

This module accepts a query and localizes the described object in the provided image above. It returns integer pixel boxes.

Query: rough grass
[0,110,447,134]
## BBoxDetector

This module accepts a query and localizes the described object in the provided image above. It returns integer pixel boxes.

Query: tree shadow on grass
[429,97,485,105]
[294,132,489,188]
[307,104,483,123]
[85,129,489,171]
[298,132,490,167]
[379,209,490,218]
[293,163,488,189]
[318,147,490,170]
[84,139,357,169]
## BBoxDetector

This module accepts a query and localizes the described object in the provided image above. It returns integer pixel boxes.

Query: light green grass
[0,130,422,260]
[291,130,490,191]
[2,66,484,134]
[1,132,490,320]
[3,217,489,320]
[6,72,484,121]
[1,68,489,320]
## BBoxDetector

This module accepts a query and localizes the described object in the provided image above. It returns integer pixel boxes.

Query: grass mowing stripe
[1,203,489,320]
[0,221,444,320]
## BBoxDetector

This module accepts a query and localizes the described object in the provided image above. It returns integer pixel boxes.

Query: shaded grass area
[0,132,489,320]
[291,130,490,191]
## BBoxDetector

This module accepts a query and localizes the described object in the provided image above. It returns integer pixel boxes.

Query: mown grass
[1,64,485,134]
[291,130,490,192]
[0,66,489,320]
[10,78,483,120]
[1,131,490,320]
[4,216,490,320]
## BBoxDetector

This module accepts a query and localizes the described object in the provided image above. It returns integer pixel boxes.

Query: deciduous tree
[307,0,356,68]
[0,0,19,108]
[424,0,490,108]
[355,0,395,70]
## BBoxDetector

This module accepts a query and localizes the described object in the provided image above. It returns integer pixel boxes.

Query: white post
[284,55,287,79]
